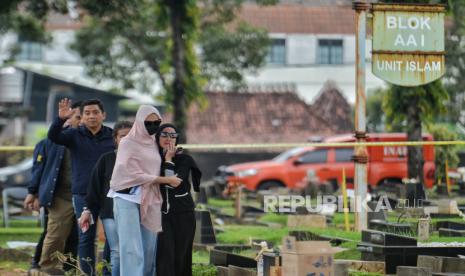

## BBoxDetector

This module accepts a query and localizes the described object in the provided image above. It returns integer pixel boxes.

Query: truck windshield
[272,147,306,162]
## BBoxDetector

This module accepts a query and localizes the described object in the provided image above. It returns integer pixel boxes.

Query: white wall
[253,34,385,104]
[43,30,81,64]
[247,63,386,105]
[0,32,17,64]
[0,30,80,65]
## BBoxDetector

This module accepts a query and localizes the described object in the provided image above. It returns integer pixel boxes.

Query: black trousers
[157,211,196,276]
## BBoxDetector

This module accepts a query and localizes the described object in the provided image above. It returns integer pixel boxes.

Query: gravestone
[209,248,257,268]
[197,186,208,204]
[432,273,465,276]
[438,228,465,237]
[262,252,281,276]
[368,220,413,234]
[436,221,465,231]
[442,257,465,273]
[418,218,430,241]
[418,255,443,273]
[194,210,216,244]
[368,201,388,222]
[287,214,326,229]
[397,266,432,276]
[358,230,417,273]
[228,265,256,276]
[334,260,385,275]
[217,266,228,276]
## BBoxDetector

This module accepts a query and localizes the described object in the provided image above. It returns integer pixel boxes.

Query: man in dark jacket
[24,101,82,272]
[48,98,114,275]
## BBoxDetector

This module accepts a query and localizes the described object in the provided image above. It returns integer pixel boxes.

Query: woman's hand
[155,175,182,187]
[164,141,176,162]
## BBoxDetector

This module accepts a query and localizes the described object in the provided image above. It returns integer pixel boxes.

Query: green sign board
[372,4,445,86]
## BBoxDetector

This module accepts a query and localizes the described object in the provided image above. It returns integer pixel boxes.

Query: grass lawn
[3,197,465,274]
[192,250,210,264]
[0,227,41,247]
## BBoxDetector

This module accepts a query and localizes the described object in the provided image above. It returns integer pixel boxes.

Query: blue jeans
[72,195,98,276]
[102,218,120,276]
[113,197,157,276]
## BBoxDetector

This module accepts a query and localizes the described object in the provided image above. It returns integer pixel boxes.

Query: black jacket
[48,117,115,195]
[86,151,116,219]
[160,153,201,214]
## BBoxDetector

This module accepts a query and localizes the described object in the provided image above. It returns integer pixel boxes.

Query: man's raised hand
[58,98,75,120]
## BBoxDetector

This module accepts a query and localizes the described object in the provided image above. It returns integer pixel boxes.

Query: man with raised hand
[48,98,114,275]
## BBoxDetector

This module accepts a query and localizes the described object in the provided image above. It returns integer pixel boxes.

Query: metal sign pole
[353,1,370,231]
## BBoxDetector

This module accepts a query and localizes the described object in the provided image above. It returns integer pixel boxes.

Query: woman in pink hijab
[108,105,181,276]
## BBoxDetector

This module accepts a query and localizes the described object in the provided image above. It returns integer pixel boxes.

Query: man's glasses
[160,131,179,139]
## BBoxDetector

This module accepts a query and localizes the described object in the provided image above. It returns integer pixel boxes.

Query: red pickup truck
[219,133,435,191]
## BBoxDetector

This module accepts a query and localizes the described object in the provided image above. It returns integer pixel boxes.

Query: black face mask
[144,120,161,135]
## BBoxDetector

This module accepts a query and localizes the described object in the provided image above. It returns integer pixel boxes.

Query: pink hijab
[110,105,163,233]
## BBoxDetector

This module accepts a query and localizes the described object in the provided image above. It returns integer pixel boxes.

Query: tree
[380,0,450,194]
[72,0,274,143]
[366,88,386,132]
[428,124,459,185]
[383,81,448,185]
[0,0,68,62]
[443,0,465,124]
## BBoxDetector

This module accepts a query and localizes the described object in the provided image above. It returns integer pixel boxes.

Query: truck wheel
[258,181,284,190]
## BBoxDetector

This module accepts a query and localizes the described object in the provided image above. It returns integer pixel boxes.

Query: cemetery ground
[2,189,465,275]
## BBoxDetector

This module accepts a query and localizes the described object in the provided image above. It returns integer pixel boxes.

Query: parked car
[0,158,33,190]
[216,133,435,191]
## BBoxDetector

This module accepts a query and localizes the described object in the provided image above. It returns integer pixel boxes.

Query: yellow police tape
[180,141,465,149]
[1,140,464,152]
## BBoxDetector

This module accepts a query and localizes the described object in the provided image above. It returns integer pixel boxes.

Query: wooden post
[235,184,242,220]
[446,159,451,194]
[342,168,350,231]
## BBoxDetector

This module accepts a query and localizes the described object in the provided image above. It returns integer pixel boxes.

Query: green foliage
[217,225,361,246]
[192,250,210,264]
[366,88,387,132]
[72,0,273,138]
[192,264,217,276]
[383,80,448,130]
[207,198,234,208]
[258,213,288,226]
[0,0,67,63]
[0,228,41,247]
[443,0,465,122]
[200,22,270,89]
[31,127,48,145]
[217,225,289,244]
[348,272,382,276]
[0,261,29,271]
[335,249,361,260]
[428,124,460,183]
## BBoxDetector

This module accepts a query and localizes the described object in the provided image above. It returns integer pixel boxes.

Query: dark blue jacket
[27,139,67,207]
[48,117,115,195]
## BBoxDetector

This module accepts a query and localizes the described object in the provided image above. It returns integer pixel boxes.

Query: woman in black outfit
[156,123,202,276]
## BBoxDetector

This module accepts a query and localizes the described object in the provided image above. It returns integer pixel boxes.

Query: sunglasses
[144,120,161,127]
[160,131,179,139]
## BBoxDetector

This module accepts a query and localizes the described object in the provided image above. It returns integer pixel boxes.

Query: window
[17,37,43,61]
[299,149,328,164]
[266,39,286,65]
[335,148,353,162]
[317,39,343,64]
